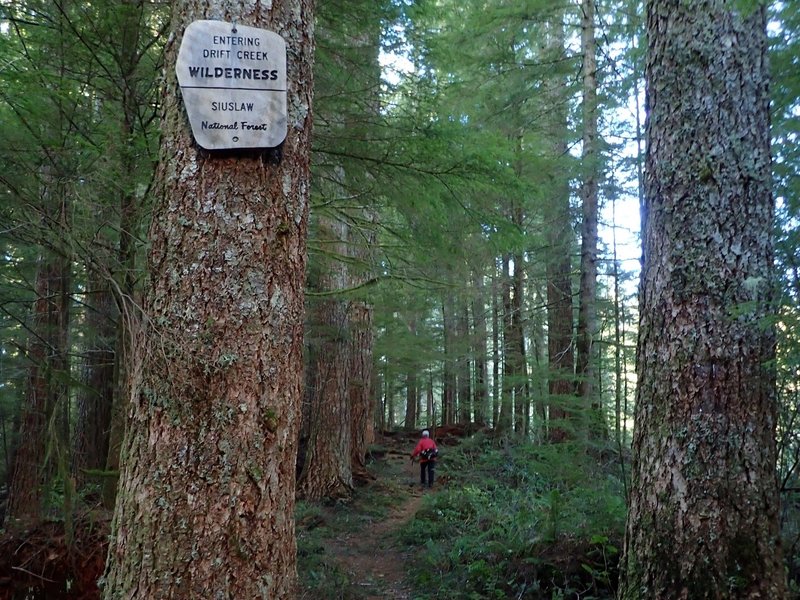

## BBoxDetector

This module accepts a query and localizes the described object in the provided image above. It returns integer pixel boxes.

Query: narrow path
[327,492,423,598]
[324,449,429,599]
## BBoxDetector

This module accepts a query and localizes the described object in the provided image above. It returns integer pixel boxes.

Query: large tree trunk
[298,214,353,501]
[102,0,314,596]
[620,2,786,598]
[298,293,353,500]
[347,211,377,484]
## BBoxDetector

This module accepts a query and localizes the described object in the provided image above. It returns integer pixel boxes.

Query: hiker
[410,429,438,488]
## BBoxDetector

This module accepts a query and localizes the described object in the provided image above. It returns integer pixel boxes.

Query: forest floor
[0,431,443,600]
[297,431,444,599]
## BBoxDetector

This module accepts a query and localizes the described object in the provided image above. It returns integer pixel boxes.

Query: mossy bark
[101,0,314,597]
[620,2,787,598]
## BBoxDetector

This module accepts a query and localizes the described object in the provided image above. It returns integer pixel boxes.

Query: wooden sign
[176,20,287,150]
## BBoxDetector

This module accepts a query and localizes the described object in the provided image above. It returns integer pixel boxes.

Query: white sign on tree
[176,20,287,150]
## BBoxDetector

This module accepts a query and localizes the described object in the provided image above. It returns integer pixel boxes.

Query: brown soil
[297,431,449,599]
[322,451,426,600]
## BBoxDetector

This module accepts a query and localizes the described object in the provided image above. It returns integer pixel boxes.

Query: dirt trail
[324,449,429,599]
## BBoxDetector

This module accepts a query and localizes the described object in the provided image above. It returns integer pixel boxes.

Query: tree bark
[298,215,353,501]
[497,254,514,433]
[576,0,599,416]
[404,368,418,429]
[491,268,501,426]
[511,251,527,434]
[620,2,786,598]
[73,273,116,487]
[104,0,159,510]
[349,301,374,483]
[403,318,418,429]
[472,270,489,426]
[442,295,457,426]
[6,253,70,525]
[297,296,353,500]
[102,0,314,596]
[457,298,472,424]
[543,11,575,443]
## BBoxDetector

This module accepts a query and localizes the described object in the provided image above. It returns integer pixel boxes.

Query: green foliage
[397,434,625,599]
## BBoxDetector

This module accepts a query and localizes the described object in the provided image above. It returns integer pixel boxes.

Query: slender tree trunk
[491,268,501,427]
[576,0,600,421]
[404,369,418,429]
[426,374,435,431]
[6,254,69,524]
[385,359,395,430]
[497,255,514,433]
[376,363,385,432]
[472,270,489,426]
[543,11,575,443]
[73,274,116,486]
[404,319,418,428]
[102,0,314,596]
[529,285,548,441]
[511,251,527,434]
[349,302,374,483]
[611,198,625,456]
[457,298,472,424]
[620,2,786,597]
[442,295,457,426]
[104,0,149,509]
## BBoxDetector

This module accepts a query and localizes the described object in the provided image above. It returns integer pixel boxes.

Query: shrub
[399,436,626,599]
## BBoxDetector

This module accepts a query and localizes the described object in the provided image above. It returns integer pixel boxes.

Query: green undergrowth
[397,433,626,599]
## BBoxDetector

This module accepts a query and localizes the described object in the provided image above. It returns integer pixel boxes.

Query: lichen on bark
[620,1,787,598]
[102,1,315,598]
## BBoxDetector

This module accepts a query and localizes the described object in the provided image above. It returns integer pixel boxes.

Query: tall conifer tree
[102,0,314,595]
[621,1,786,596]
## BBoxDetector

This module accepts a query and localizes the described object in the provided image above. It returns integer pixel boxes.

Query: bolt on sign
[176,20,287,150]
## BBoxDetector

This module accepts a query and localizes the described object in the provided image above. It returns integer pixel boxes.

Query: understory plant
[398,432,626,599]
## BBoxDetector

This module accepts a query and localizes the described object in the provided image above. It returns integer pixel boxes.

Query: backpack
[421,447,438,460]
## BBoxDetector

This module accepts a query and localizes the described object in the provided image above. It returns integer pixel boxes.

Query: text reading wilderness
[176,20,288,150]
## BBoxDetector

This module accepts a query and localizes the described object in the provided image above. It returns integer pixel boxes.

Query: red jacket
[411,437,438,463]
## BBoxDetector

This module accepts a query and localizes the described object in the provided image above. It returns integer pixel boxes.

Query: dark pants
[420,461,435,487]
